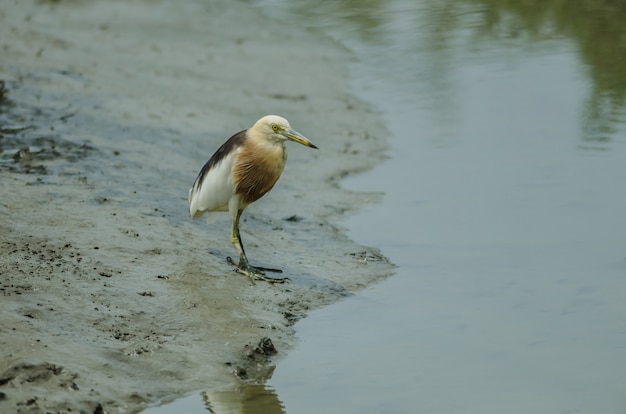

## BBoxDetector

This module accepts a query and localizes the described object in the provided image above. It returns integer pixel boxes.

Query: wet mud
[0,0,394,412]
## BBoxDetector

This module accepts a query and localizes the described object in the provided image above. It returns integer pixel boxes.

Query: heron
[189,115,318,283]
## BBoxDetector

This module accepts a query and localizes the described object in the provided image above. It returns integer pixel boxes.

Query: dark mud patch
[0,80,7,101]
[0,237,85,288]
[231,337,279,381]
[0,81,94,174]
[0,362,87,413]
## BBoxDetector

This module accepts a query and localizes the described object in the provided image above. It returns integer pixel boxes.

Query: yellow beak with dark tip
[284,128,318,149]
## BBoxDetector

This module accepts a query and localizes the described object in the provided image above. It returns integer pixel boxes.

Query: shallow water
[268,1,626,414]
[149,0,626,412]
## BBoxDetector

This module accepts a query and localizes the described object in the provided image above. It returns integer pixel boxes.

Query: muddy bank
[0,0,393,412]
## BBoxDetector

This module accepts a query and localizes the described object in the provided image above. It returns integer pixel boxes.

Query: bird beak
[285,128,318,149]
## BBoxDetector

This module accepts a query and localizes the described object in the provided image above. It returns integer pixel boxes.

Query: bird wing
[189,131,246,219]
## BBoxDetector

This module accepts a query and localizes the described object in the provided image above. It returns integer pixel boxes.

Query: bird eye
[272,124,280,132]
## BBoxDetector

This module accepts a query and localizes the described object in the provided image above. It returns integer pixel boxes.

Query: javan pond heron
[189,115,318,283]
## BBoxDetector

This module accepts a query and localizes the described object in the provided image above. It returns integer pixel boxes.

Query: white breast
[188,147,241,218]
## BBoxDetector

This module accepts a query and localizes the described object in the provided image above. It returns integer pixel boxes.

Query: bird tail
[188,187,200,219]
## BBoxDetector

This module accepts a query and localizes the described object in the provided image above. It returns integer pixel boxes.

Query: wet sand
[0,0,393,412]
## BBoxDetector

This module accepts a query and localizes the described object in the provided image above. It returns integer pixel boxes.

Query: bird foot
[226,257,289,284]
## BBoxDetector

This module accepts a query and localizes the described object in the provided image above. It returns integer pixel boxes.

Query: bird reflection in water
[202,384,285,414]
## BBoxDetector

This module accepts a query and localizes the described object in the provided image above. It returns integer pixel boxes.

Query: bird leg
[227,209,289,284]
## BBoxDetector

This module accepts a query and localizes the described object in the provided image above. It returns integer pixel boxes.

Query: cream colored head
[251,115,318,149]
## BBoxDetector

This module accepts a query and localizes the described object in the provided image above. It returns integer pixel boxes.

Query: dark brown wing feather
[193,129,247,190]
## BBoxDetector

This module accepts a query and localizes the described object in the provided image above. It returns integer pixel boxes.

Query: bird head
[254,115,318,149]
